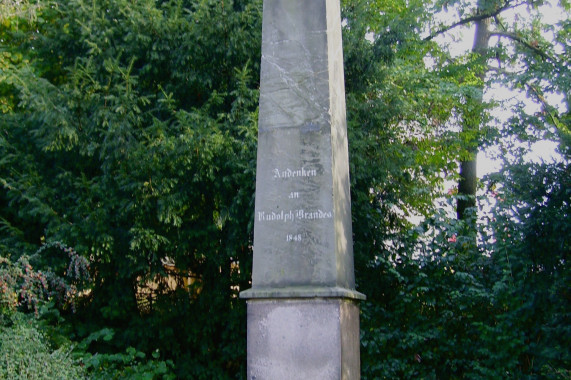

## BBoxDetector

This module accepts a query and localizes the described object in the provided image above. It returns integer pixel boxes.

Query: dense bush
[0,314,85,379]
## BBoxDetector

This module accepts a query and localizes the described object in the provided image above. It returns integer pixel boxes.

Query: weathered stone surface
[246,299,361,380]
[240,0,364,378]
[240,0,359,296]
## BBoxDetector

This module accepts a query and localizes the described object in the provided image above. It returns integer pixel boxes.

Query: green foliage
[1,0,260,377]
[82,345,175,380]
[346,0,570,377]
[0,313,85,379]
[0,313,175,379]
[360,169,570,379]
[484,160,571,376]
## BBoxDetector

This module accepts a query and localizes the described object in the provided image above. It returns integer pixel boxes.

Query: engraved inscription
[258,210,294,222]
[286,234,302,242]
[264,166,332,241]
[273,167,317,179]
[257,209,332,222]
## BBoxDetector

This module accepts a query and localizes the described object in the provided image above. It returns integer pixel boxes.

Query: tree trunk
[457,4,491,221]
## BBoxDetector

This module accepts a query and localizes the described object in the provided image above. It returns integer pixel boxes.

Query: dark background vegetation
[1,0,569,378]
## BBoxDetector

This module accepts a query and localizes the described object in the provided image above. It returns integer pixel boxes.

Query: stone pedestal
[240,0,364,378]
[246,299,360,380]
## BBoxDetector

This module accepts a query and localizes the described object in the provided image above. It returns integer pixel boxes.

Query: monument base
[246,298,360,380]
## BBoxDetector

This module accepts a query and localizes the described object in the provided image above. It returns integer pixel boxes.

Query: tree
[346,0,569,377]
[2,0,261,378]
[457,0,490,222]
[426,0,570,221]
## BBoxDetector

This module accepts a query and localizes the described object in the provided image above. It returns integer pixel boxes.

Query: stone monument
[240,0,365,378]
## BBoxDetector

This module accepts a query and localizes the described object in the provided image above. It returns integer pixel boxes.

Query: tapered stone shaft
[240,0,364,378]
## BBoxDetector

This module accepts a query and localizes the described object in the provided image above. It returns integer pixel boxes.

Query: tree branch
[424,0,526,42]
[491,31,555,62]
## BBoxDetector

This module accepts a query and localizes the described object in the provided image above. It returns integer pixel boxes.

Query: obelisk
[240,0,365,378]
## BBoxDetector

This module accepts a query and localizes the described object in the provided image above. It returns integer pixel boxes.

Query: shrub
[0,314,85,379]
[0,242,90,316]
